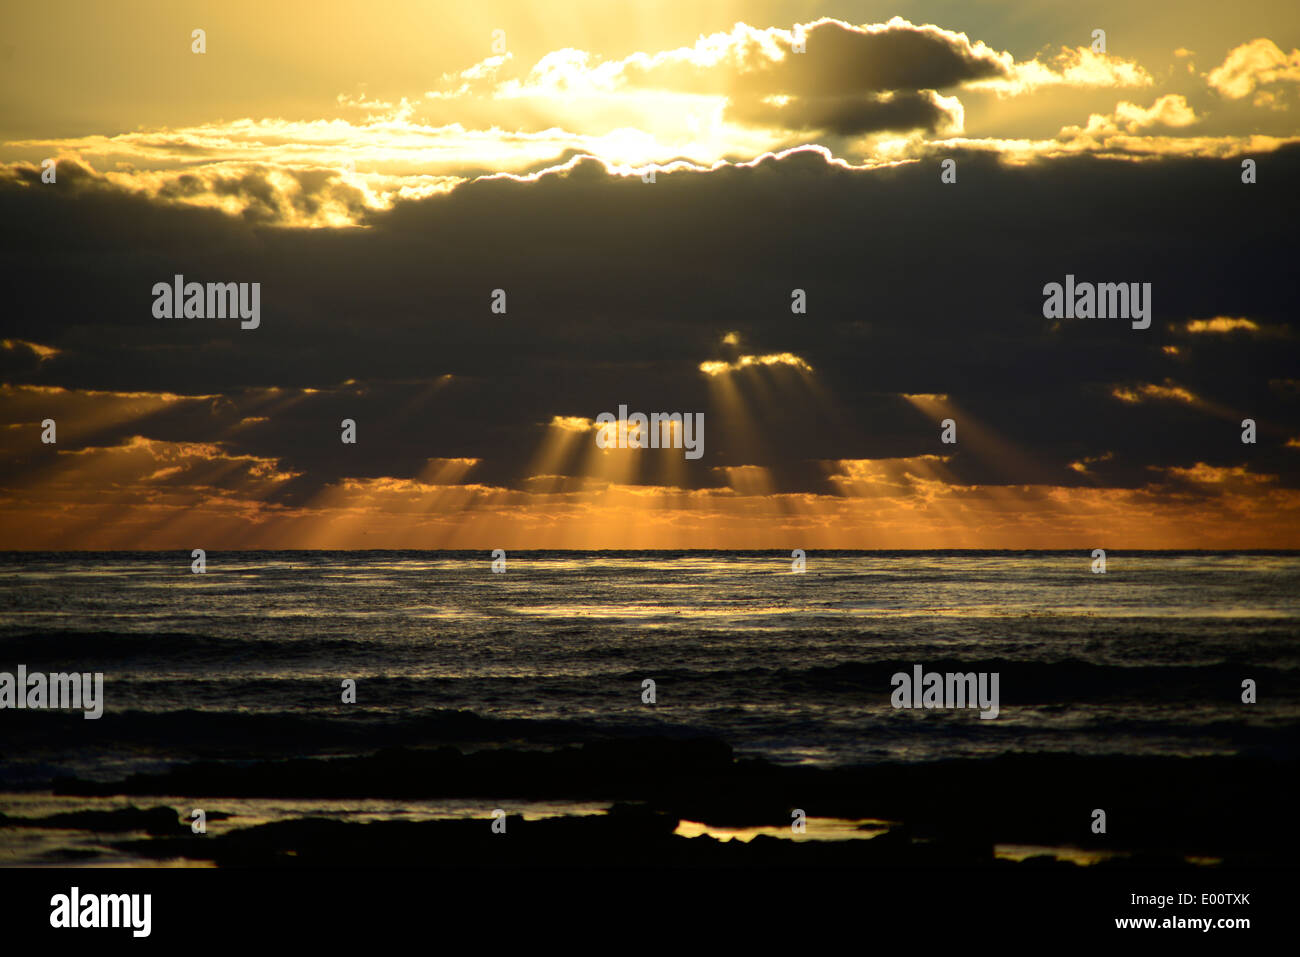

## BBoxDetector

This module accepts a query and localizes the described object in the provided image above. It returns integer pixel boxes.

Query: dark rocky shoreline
[5,737,1287,868]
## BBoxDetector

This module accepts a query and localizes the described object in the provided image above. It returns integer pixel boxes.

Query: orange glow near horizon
[2,424,1298,549]
[3,360,1299,549]
[4,475,1298,549]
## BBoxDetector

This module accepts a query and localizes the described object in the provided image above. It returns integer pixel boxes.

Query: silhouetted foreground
[23,738,1293,867]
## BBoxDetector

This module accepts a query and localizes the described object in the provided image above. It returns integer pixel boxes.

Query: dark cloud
[626,19,1006,97]
[2,142,1298,503]
[0,158,371,226]
[729,90,959,135]
[619,19,1004,137]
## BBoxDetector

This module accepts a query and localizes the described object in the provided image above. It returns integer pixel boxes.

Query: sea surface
[2,550,1296,785]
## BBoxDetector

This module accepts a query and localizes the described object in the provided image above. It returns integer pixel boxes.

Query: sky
[1,1,1298,548]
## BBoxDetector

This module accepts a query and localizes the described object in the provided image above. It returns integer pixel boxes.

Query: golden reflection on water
[995,844,1222,867]
[674,817,894,842]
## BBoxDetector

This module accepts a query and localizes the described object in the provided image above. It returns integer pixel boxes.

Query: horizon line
[3,547,1298,555]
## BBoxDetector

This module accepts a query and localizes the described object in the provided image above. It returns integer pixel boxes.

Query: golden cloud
[1185,317,1261,333]
[698,352,813,376]
[1207,38,1300,99]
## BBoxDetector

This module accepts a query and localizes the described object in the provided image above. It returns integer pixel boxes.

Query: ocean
[2,550,1296,789]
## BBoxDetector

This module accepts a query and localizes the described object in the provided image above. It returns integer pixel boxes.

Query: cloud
[1207,38,1300,99]
[2,339,58,361]
[488,18,1003,139]
[38,433,298,496]
[1113,94,1199,131]
[481,20,1146,135]
[1013,95,1201,158]
[698,353,814,376]
[1068,451,1115,475]
[1185,317,1260,333]
[7,19,1292,224]
[1110,382,1200,405]
[1,339,60,377]
[1253,89,1289,110]
[502,18,1009,99]
[0,155,446,227]
[969,46,1152,97]
[1,135,1298,546]
[1159,462,1276,488]
[731,89,965,136]
[549,415,598,433]
[909,132,1296,165]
